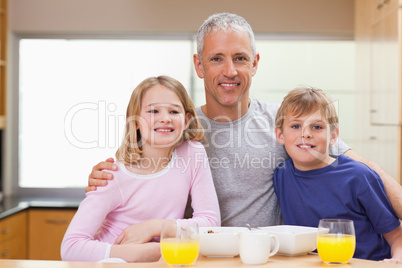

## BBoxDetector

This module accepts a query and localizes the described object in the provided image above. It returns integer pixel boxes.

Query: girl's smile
[139,86,190,151]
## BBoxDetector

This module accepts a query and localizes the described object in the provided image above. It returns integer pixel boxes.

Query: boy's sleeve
[358,170,400,234]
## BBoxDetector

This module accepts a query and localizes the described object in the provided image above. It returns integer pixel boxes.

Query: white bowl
[260,225,318,256]
[198,227,248,257]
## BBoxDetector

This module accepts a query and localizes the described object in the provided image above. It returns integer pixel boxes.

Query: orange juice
[160,237,200,265]
[317,234,356,263]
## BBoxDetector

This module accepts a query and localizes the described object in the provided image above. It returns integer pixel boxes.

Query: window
[12,35,354,196]
[17,37,193,193]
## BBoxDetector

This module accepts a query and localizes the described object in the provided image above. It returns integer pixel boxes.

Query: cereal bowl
[198,227,249,257]
[260,225,319,256]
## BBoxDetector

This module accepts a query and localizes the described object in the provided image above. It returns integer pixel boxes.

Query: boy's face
[275,109,339,171]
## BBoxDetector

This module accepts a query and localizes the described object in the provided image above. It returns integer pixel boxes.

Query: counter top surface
[0,195,83,219]
[0,254,399,267]
[0,198,399,266]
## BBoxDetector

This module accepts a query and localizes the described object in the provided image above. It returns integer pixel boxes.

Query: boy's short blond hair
[275,87,339,130]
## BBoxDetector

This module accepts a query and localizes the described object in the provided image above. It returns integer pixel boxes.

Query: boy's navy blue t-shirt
[273,154,400,261]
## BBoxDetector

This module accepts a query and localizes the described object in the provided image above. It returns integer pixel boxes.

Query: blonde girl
[61,76,220,263]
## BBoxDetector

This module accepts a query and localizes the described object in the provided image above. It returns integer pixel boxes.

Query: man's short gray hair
[196,13,256,63]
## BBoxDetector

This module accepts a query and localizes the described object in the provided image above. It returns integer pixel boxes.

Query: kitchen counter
[0,254,399,267]
[0,197,399,266]
[0,195,83,219]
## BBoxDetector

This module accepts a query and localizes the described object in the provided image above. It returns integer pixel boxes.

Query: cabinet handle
[1,227,10,234]
[382,0,389,3]
[376,3,383,8]
[1,250,10,257]
[45,219,68,225]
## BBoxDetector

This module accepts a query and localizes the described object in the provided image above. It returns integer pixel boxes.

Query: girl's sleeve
[177,143,221,227]
[60,174,123,262]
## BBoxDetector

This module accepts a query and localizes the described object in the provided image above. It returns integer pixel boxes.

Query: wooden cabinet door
[370,0,400,24]
[0,0,6,127]
[370,4,401,125]
[28,209,76,260]
[0,211,27,259]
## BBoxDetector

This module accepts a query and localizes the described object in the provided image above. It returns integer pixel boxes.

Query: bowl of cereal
[198,227,249,257]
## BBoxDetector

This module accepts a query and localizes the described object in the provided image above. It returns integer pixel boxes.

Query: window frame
[7,33,197,199]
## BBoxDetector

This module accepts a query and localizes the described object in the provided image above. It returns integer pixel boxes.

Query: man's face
[194,29,260,110]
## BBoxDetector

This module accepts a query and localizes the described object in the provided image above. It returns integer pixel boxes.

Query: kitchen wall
[8,0,353,34]
[4,0,357,194]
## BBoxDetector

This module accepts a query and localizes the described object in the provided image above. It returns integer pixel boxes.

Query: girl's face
[137,85,190,151]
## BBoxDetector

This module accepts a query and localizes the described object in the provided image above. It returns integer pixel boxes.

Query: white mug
[239,231,279,265]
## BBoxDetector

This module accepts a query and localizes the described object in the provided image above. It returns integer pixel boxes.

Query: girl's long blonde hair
[115,76,204,165]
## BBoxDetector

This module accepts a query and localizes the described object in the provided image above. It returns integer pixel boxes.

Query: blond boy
[273,87,402,262]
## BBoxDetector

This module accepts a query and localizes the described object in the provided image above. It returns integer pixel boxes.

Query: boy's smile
[275,109,339,171]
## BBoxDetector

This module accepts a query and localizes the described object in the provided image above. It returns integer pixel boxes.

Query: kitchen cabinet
[370,0,400,23]
[28,208,76,260]
[0,0,6,129]
[0,211,27,259]
[355,0,402,182]
[370,0,401,125]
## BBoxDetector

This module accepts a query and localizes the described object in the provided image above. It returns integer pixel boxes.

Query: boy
[273,87,402,262]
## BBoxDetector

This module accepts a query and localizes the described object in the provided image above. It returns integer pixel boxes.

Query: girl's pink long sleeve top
[61,141,220,262]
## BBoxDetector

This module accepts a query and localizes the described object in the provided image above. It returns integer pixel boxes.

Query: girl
[61,76,220,262]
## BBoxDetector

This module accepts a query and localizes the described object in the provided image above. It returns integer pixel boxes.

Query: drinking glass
[317,219,356,264]
[160,221,199,266]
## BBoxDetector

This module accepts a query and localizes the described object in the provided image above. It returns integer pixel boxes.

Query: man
[87,13,402,228]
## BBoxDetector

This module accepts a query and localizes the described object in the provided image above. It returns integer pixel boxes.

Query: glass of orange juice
[317,219,356,264]
[160,221,199,266]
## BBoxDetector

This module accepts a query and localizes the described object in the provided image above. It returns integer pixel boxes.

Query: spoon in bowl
[246,223,261,230]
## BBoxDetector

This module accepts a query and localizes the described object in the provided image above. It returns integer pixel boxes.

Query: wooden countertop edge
[0,196,82,220]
